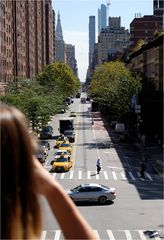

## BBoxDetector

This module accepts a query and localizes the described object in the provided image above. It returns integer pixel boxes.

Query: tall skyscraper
[55,12,66,62]
[89,16,95,66]
[98,4,107,35]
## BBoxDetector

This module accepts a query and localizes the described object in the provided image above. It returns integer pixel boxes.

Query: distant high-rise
[89,16,95,66]
[98,4,107,35]
[55,12,66,62]
[66,44,78,76]
[56,11,63,41]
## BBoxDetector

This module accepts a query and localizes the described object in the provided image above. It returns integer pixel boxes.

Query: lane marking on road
[104,151,117,155]
[121,172,127,180]
[93,230,100,240]
[72,104,80,169]
[145,172,153,180]
[107,230,116,240]
[69,170,74,179]
[87,171,91,179]
[40,231,46,240]
[96,173,100,179]
[60,172,65,179]
[137,172,144,181]
[79,170,82,179]
[112,171,117,180]
[52,173,56,179]
[103,171,109,179]
[124,230,132,240]
[53,230,61,240]
[137,230,147,240]
[128,172,136,180]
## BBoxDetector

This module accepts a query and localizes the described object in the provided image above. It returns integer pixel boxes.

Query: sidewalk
[93,112,164,179]
[134,142,164,179]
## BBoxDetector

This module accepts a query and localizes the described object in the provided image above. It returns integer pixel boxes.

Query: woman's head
[0,103,41,239]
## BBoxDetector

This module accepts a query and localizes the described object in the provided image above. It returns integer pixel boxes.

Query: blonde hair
[1,103,41,239]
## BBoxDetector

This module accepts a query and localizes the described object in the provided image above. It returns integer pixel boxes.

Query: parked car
[64,129,75,142]
[66,183,116,204]
[38,140,50,157]
[39,140,50,150]
[76,92,81,98]
[110,121,118,129]
[115,123,125,133]
[35,146,47,163]
[50,154,72,172]
[69,112,77,117]
[40,126,53,139]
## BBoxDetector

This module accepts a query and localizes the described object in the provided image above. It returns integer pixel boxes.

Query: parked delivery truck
[58,117,74,134]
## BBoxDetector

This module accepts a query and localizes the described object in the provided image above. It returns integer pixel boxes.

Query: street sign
[135,105,141,113]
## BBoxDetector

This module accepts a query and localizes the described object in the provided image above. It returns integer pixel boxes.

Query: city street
[40,97,163,240]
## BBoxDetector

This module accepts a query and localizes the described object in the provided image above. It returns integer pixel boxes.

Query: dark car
[35,146,47,163]
[76,92,80,98]
[64,129,75,142]
[40,126,53,139]
[39,140,50,150]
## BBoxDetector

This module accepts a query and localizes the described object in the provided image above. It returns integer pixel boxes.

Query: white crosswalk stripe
[93,230,100,240]
[53,230,61,240]
[103,170,109,179]
[48,170,158,181]
[145,172,153,180]
[107,229,115,240]
[124,230,132,240]
[111,170,117,180]
[128,171,136,180]
[41,229,163,240]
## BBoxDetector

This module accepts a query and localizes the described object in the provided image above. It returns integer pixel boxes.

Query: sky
[52,0,153,82]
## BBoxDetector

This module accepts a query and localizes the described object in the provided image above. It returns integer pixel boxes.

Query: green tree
[36,62,80,98]
[0,79,56,130]
[88,61,142,118]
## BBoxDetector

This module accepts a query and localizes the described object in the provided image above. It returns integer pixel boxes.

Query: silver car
[66,183,116,204]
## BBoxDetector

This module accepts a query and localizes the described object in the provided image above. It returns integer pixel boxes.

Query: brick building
[130,15,163,46]
[0,0,54,94]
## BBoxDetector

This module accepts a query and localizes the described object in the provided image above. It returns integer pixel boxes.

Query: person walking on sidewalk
[140,161,146,179]
[96,157,102,174]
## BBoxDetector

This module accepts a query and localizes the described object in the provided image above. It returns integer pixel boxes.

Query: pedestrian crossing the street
[40,229,163,240]
[45,169,160,181]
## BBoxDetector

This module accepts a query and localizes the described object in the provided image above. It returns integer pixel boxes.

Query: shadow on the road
[74,200,114,207]
[144,230,164,239]
[90,173,97,176]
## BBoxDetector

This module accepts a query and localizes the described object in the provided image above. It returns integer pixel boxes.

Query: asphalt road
[40,97,164,240]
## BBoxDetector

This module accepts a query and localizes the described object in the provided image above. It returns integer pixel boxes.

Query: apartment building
[0,0,54,93]
[97,17,130,64]
[128,34,163,137]
[130,15,163,46]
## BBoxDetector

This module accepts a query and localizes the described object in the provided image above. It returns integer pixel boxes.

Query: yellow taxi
[50,154,72,172]
[54,136,69,148]
[58,142,72,154]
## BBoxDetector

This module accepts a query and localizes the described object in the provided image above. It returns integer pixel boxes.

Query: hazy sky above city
[52,0,153,82]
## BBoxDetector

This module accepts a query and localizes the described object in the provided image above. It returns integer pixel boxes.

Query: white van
[115,123,125,133]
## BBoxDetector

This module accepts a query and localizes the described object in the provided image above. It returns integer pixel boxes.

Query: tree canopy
[36,62,80,97]
[88,61,142,118]
[1,62,80,130]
